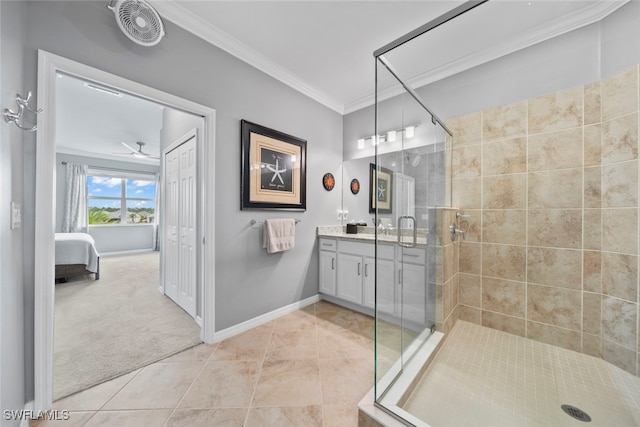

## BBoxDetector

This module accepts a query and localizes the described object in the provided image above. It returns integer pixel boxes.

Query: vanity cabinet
[363,247,396,316]
[336,252,365,304]
[319,238,400,317]
[398,247,427,325]
[336,240,373,304]
[318,238,337,296]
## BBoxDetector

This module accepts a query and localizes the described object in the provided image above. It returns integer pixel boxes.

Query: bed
[55,233,100,281]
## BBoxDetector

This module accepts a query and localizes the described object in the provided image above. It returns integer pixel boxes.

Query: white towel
[263,219,296,254]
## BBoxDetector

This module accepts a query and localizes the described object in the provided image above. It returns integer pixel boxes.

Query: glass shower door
[373,54,448,416]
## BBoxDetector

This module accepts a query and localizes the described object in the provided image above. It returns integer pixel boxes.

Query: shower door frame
[371,0,489,423]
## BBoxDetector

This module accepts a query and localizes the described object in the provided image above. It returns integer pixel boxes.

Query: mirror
[342,121,448,230]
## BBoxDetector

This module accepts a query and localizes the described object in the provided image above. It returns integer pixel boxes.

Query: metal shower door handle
[397,215,417,248]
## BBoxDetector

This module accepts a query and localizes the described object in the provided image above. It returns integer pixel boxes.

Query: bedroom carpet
[53,251,201,400]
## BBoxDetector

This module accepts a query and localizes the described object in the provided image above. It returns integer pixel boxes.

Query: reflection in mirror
[342,118,447,229]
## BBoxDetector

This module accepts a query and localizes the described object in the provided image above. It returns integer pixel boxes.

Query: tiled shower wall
[430,207,459,334]
[448,65,640,376]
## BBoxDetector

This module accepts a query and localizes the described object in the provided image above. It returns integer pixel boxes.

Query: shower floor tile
[401,321,640,427]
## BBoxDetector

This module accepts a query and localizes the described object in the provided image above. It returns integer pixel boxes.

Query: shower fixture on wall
[405,153,421,167]
[108,0,165,47]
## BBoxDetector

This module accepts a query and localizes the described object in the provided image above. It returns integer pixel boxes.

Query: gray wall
[88,226,154,254]
[55,153,159,253]
[0,1,27,423]
[344,2,640,151]
[601,0,640,78]
[20,5,343,407]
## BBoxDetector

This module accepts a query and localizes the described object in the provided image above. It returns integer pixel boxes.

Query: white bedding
[55,233,100,273]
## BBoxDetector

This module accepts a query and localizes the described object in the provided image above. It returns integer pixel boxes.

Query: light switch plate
[11,202,21,230]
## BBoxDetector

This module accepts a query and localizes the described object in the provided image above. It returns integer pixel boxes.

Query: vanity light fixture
[387,130,397,142]
[405,126,415,138]
[357,125,416,148]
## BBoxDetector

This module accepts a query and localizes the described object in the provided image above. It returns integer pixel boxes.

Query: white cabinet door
[337,253,363,304]
[319,250,337,296]
[163,135,197,318]
[363,257,396,315]
[177,137,197,317]
[401,262,427,326]
[164,146,180,303]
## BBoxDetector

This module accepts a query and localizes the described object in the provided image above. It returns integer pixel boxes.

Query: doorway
[34,50,217,411]
[51,72,204,399]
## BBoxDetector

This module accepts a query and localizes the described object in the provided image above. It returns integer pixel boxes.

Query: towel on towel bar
[263,219,296,253]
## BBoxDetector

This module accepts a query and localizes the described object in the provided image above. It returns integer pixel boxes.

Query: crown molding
[153,0,627,117]
[151,1,345,114]
[343,0,629,115]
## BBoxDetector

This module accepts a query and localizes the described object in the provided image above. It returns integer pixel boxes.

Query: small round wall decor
[350,179,360,195]
[322,173,335,191]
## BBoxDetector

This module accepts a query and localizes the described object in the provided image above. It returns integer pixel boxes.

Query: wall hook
[3,91,41,132]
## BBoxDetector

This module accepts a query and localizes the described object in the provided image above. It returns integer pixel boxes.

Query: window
[87,173,157,225]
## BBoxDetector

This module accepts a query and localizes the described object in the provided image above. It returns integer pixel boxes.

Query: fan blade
[121,142,139,154]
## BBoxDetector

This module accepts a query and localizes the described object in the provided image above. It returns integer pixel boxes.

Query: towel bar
[250,219,301,226]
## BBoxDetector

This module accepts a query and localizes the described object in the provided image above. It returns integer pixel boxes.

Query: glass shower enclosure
[371,2,486,423]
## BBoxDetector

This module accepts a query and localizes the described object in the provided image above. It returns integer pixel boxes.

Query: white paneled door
[163,135,197,317]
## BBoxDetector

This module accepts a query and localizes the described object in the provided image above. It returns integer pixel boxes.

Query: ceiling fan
[115,141,160,160]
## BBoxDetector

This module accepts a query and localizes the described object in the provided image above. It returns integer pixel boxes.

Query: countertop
[316,226,427,246]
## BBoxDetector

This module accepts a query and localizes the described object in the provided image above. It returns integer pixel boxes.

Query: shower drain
[561,405,591,422]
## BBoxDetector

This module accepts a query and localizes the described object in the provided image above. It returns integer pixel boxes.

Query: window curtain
[61,162,88,233]
[153,172,161,251]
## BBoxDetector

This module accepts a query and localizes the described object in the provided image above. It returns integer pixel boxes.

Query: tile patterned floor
[31,301,378,427]
[402,320,640,427]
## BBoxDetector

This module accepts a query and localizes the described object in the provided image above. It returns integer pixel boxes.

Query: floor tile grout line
[159,356,215,427]
[312,304,329,427]
[53,302,375,427]
[94,367,144,413]
[242,316,276,426]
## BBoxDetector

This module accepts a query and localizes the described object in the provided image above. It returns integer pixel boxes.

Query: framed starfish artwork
[241,120,307,210]
[369,163,393,214]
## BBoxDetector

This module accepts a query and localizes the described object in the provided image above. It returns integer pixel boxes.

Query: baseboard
[100,249,156,257]
[212,294,321,342]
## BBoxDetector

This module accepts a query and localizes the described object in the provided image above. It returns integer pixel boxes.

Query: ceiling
[56,72,164,163]
[55,0,627,160]
[153,0,628,114]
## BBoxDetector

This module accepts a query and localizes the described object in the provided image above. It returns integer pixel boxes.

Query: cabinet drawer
[398,247,426,264]
[319,238,337,251]
[377,244,395,260]
[338,240,374,257]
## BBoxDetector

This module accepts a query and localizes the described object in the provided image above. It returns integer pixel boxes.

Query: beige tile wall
[431,207,460,334]
[449,65,640,376]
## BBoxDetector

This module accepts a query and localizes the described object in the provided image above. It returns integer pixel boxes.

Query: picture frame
[241,120,307,210]
[369,163,393,214]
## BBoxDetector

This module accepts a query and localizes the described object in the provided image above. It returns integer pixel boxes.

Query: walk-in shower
[368,0,640,425]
